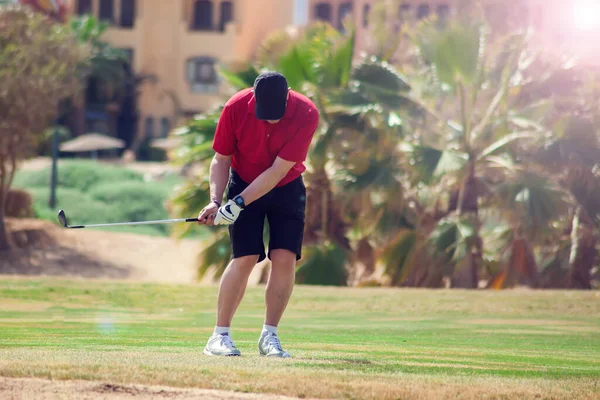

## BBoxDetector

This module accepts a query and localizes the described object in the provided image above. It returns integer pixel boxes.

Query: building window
[219,1,233,32]
[315,3,332,22]
[99,0,114,23]
[191,0,214,31]
[144,117,155,138]
[436,4,449,27]
[186,57,219,93]
[417,4,430,20]
[363,4,370,28]
[120,0,136,28]
[77,0,92,15]
[399,3,411,19]
[160,118,171,138]
[397,3,411,32]
[338,2,352,31]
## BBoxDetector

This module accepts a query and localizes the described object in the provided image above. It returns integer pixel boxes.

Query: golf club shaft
[77,218,197,228]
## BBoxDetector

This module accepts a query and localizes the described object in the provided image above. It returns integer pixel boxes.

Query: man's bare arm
[239,157,295,205]
[209,152,232,204]
[198,152,232,224]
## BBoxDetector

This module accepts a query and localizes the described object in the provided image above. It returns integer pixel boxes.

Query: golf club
[57,209,198,229]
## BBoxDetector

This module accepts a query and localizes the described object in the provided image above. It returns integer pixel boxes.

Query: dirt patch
[0,377,310,400]
[0,218,200,284]
[0,299,52,312]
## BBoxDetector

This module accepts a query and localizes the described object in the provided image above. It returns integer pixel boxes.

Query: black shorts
[226,169,306,262]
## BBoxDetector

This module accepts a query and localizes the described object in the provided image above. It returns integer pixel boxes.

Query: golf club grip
[185,218,199,222]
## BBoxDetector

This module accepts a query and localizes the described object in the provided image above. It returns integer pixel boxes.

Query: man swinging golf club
[197,72,319,357]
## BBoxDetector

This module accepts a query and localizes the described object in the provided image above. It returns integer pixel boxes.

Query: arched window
[144,117,155,138]
[99,0,114,23]
[191,0,213,31]
[363,4,370,28]
[399,3,412,20]
[417,4,430,20]
[186,57,219,93]
[120,0,136,28]
[338,2,353,31]
[77,0,92,15]
[315,3,332,22]
[436,4,449,27]
[160,118,171,138]
[219,1,233,32]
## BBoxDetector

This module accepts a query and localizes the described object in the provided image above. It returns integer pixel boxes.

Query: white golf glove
[214,199,243,225]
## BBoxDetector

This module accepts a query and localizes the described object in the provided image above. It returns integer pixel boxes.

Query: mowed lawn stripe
[0,277,599,399]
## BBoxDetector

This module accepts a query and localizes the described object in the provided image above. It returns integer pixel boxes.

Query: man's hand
[214,199,243,225]
[197,201,220,226]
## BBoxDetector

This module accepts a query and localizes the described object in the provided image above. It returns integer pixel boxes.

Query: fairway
[0,278,599,399]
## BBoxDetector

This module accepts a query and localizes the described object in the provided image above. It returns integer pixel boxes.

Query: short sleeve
[212,104,236,156]
[278,108,320,163]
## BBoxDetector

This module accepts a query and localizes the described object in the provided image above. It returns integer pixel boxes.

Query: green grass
[0,278,599,399]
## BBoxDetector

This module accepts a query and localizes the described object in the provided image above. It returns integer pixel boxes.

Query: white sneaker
[203,333,241,356]
[258,332,291,358]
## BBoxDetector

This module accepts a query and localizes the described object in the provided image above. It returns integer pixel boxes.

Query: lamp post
[48,122,59,209]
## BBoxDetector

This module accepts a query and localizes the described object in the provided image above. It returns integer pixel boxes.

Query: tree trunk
[495,237,539,289]
[567,207,597,289]
[0,209,10,251]
[303,168,350,249]
[451,164,480,289]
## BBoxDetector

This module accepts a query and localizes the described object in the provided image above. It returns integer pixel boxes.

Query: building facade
[63,0,295,143]
[306,0,600,66]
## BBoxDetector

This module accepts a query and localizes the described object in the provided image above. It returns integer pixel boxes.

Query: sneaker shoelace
[219,334,236,349]
[265,334,283,351]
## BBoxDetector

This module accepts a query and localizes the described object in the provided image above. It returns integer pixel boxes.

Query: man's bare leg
[258,249,296,357]
[264,249,296,327]
[216,255,259,327]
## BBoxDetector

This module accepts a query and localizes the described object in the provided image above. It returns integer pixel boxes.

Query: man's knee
[230,254,260,271]
[269,249,297,266]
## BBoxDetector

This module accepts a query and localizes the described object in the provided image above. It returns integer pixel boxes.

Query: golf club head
[57,210,68,228]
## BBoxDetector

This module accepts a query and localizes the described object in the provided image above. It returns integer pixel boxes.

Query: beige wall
[65,0,295,138]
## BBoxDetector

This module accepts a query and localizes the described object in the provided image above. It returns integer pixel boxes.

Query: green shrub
[27,187,115,225]
[13,160,144,192]
[88,182,170,234]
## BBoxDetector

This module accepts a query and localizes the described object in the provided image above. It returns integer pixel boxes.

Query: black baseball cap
[253,71,289,120]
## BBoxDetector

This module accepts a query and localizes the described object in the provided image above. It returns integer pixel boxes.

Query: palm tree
[394,18,571,288]
[532,72,600,289]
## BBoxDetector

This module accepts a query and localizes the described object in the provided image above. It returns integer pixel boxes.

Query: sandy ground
[0,219,269,285]
[59,229,201,284]
[0,377,313,400]
[0,219,201,284]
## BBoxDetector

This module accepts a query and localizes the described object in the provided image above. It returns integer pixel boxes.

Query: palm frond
[218,64,260,90]
[295,242,349,286]
[478,131,537,160]
[400,143,468,184]
[416,20,485,89]
[428,214,477,262]
[380,229,419,285]
[494,169,569,238]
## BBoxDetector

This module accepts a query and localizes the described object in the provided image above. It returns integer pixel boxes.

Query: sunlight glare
[572,1,600,31]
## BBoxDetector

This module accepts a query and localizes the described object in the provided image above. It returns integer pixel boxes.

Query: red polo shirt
[212,88,319,187]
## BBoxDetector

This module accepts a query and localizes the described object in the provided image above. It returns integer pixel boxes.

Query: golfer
[197,72,319,357]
